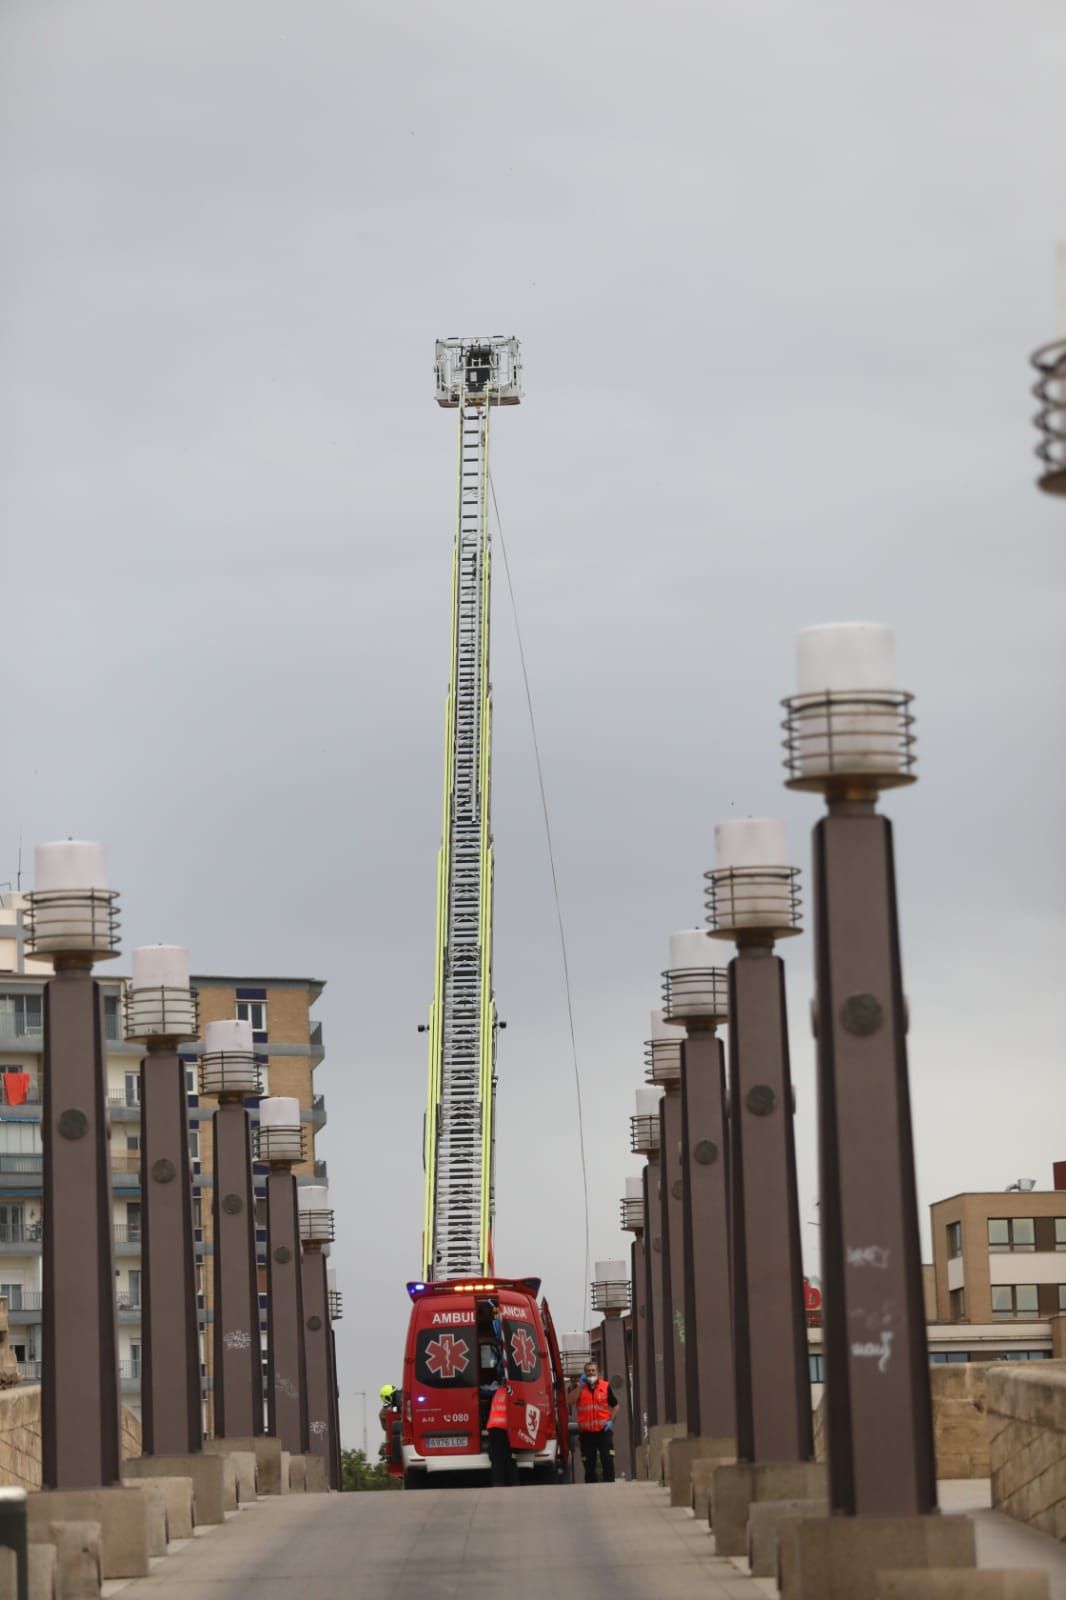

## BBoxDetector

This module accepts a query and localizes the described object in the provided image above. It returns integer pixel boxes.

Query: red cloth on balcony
[4,1074,29,1106]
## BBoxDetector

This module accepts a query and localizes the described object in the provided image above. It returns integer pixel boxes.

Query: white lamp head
[621,1173,645,1231]
[200,1017,260,1098]
[26,840,119,961]
[663,928,729,1026]
[784,623,915,794]
[592,1259,630,1314]
[298,1183,334,1244]
[706,819,800,942]
[645,1007,683,1086]
[256,1096,304,1165]
[125,945,197,1043]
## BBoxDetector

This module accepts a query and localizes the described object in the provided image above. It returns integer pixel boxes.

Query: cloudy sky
[2,0,1064,1443]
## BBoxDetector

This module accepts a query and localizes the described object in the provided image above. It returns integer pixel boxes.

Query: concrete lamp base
[27,1488,150,1580]
[711,1460,827,1556]
[876,1573,1050,1599]
[648,1423,686,1486]
[779,1512,976,1600]
[633,1444,649,1483]
[692,1455,737,1522]
[667,1435,736,1508]
[28,1520,100,1596]
[123,1454,228,1526]
[122,1475,194,1540]
[204,1435,284,1497]
[747,1496,827,1576]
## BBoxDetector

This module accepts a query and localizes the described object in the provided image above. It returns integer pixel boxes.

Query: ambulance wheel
[403,1468,427,1490]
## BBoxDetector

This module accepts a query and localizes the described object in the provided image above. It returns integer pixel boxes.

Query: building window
[185,1065,197,1096]
[1058,1285,1066,1313]
[188,1129,200,1162]
[946,1222,962,1259]
[124,1072,140,1108]
[1001,1350,1050,1361]
[0,1283,23,1312]
[1055,1219,1066,1252]
[949,1287,966,1320]
[987,1218,1035,1253]
[127,1269,142,1309]
[0,995,42,1038]
[808,1354,824,1383]
[104,994,120,1040]
[930,1352,970,1364]
[991,1284,1039,1317]
[236,1001,266,1034]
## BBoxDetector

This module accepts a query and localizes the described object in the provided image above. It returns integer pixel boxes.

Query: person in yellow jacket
[565,1359,619,1482]
[486,1379,517,1486]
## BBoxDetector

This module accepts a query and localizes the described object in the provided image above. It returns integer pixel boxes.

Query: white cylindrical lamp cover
[594,1259,627,1284]
[260,1096,301,1130]
[30,840,115,956]
[298,1184,330,1213]
[205,1018,254,1055]
[666,928,728,1020]
[649,1008,684,1042]
[793,622,904,779]
[127,945,197,1040]
[625,1176,643,1201]
[559,1330,591,1375]
[711,818,795,934]
[635,1087,663,1118]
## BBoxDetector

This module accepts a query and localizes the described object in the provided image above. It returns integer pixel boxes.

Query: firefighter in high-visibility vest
[486,1380,517,1486]
[565,1359,619,1482]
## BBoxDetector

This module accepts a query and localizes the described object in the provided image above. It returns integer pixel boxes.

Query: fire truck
[399,340,570,1486]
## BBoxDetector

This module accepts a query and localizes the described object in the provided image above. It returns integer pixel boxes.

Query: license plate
[422,1434,469,1450]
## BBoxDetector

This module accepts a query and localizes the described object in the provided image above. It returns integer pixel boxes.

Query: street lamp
[257,1098,309,1460]
[783,623,932,1518]
[620,1175,647,1464]
[706,820,813,1473]
[662,930,734,1449]
[644,1010,685,1428]
[125,946,201,1458]
[298,1183,338,1487]
[591,1260,632,1478]
[630,1087,665,1428]
[201,1018,263,1442]
[27,841,121,1490]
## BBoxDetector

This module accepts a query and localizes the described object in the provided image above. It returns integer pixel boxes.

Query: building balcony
[2,1290,42,1321]
[0,1155,43,1188]
[308,1094,327,1129]
[17,1361,41,1384]
[113,1226,141,1253]
[0,1224,41,1253]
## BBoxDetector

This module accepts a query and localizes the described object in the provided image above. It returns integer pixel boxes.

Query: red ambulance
[399,1276,569,1487]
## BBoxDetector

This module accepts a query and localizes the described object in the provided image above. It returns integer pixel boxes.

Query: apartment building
[925,1174,1066,1365]
[0,892,329,1423]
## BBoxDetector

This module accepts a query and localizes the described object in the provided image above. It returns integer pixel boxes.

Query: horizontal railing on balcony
[0,1224,41,1244]
[0,1083,42,1106]
[110,1154,141,1174]
[116,1293,142,1312]
[119,1361,141,1380]
[107,1090,140,1108]
[112,1226,142,1245]
[17,1361,41,1382]
[0,1290,43,1312]
[0,1017,42,1041]
[0,1155,43,1174]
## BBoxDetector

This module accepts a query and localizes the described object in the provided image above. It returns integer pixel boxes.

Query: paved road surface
[110,1483,768,1600]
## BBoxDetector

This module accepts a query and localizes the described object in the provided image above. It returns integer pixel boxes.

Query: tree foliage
[340,1445,400,1491]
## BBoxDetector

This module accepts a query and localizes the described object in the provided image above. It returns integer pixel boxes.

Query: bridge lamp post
[298,1184,338,1487]
[630,1087,664,1430]
[778,623,983,1594]
[620,1175,646,1472]
[590,1261,632,1480]
[644,1010,685,1428]
[662,931,734,1453]
[125,946,201,1456]
[200,1019,263,1441]
[257,1098,309,1461]
[27,841,121,1489]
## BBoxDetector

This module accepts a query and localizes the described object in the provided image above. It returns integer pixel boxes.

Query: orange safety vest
[577,1378,612,1432]
[488,1385,510,1429]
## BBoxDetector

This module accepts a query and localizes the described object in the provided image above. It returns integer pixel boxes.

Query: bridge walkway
[109,1482,768,1600]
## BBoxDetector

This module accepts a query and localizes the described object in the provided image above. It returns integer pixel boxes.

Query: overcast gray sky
[2,0,1064,1445]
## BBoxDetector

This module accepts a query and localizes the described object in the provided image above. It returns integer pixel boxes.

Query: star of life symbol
[425,1333,470,1380]
[510,1327,536,1375]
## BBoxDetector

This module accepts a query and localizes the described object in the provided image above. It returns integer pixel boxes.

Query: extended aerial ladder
[422,337,522,1283]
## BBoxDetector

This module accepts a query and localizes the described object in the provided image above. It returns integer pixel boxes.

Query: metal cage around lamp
[558,1331,591,1379]
[782,690,916,794]
[621,1176,645,1232]
[124,985,199,1044]
[591,1262,631,1315]
[25,889,120,961]
[1031,338,1066,495]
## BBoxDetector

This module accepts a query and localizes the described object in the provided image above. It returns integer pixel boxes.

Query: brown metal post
[631,1234,647,1453]
[681,1028,735,1440]
[600,1316,632,1479]
[41,965,121,1488]
[661,1089,686,1428]
[653,1113,675,1427]
[212,1102,263,1438]
[140,1044,201,1454]
[266,1171,309,1454]
[642,1161,664,1426]
[328,1325,342,1490]
[813,807,936,1515]
[728,945,812,1463]
[301,1247,333,1476]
